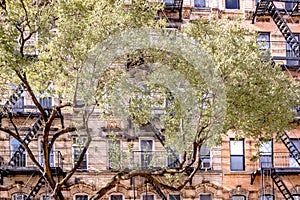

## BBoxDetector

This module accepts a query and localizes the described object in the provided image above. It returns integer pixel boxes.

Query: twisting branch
[0,127,43,171]
[49,127,76,150]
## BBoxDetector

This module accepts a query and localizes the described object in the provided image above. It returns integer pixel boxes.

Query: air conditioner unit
[201,159,212,170]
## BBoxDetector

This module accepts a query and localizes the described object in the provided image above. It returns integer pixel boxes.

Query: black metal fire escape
[280,131,300,166]
[271,169,294,200]
[26,176,46,200]
[252,2,300,199]
[253,0,300,69]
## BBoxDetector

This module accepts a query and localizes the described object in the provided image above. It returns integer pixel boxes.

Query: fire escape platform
[0,167,65,176]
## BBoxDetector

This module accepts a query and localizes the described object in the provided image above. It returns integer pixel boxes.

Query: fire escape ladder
[2,84,26,112]
[270,169,294,200]
[8,115,43,167]
[280,131,300,166]
[26,176,46,200]
[267,1,300,57]
[149,181,167,200]
[148,121,181,167]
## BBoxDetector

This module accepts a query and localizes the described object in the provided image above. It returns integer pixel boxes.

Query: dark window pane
[286,3,298,12]
[169,194,181,200]
[111,195,123,200]
[230,156,244,171]
[232,195,246,200]
[225,0,239,9]
[75,195,88,200]
[199,194,212,200]
[142,194,155,200]
[195,0,206,7]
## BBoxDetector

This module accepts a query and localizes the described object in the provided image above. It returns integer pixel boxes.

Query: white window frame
[11,138,27,167]
[38,138,55,167]
[107,139,122,169]
[12,193,27,200]
[72,137,88,170]
[139,138,154,168]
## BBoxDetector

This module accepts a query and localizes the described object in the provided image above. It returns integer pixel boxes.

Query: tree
[83,19,299,199]
[0,0,298,199]
[0,0,162,199]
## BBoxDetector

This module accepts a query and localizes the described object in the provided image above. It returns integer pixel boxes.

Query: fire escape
[0,85,65,200]
[252,1,300,199]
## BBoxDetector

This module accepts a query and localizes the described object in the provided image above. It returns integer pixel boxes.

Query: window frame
[139,138,154,168]
[200,145,212,169]
[72,137,88,171]
[257,32,270,50]
[194,0,207,8]
[259,140,273,168]
[230,139,245,171]
[39,138,55,167]
[289,138,300,167]
[107,139,121,169]
[286,33,299,66]
[11,138,27,167]
[260,194,274,200]
[12,193,27,200]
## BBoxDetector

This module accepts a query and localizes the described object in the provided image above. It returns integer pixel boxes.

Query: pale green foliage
[0,0,162,100]
[183,19,299,140]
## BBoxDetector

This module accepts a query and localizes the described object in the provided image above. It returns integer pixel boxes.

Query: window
[13,96,24,112]
[41,195,53,200]
[261,194,274,200]
[286,34,299,66]
[169,194,181,200]
[39,97,52,108]
[11,139,26,167]
[75,195,88,200]
[200,145,211,169]
[225,0,239,9]
[199,194,212,200]
[12,193,27,200]
[286,2,298,12]
[194,0,206,7]
[232,195,246,200]
[293,194,300,200]
[257,32,270,50]
[110,194,123,200]
[290,139,300,167]
[230,139,244,171]
[108,139,121,169]
[39,139,55,167]
[140,139,154,168]
[167,151,179,168]
[164,0,174,4]
[142,194,155,200]
[72,137,88,170]
[259,141,273,168]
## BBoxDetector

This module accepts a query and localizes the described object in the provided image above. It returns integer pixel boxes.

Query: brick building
[1,0,300,200]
